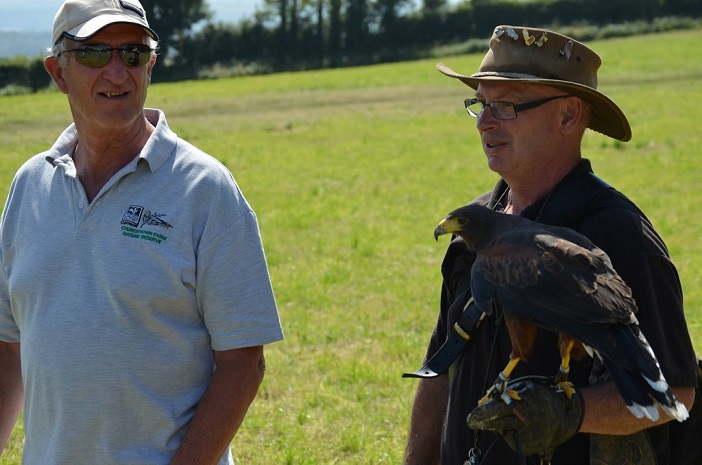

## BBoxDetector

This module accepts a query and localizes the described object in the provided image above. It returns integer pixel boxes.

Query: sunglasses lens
[120,45,152,67]
[69,45,152,68]
[75,48,111,68]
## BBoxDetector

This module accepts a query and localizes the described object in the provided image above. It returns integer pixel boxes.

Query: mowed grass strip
[1,29,700,464]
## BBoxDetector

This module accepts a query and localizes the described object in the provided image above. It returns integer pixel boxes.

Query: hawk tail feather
[603,326,689,422]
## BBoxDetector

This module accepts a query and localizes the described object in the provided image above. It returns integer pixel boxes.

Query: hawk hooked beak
[434,218,462,241]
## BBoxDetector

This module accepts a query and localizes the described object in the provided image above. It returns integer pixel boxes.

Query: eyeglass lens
[464,95,569,120]
[465,100,516,119]
[66,44,153,68]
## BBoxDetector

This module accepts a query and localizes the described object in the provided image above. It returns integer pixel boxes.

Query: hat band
[470,71,598,91]
[473,71,544,80]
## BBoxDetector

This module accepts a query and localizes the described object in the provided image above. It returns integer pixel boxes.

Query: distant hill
[0,30,51,59]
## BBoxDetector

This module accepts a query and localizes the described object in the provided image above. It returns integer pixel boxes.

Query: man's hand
[467,378,583,459]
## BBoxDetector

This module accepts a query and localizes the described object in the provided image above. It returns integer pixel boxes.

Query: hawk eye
[457,218,468,225]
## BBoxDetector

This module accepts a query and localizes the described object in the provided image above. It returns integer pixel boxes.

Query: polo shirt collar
[139,109,177,172]
[44,108,177,174]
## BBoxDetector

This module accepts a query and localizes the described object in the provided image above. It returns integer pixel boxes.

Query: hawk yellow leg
[554,339,576,399]
[479,356,522,405]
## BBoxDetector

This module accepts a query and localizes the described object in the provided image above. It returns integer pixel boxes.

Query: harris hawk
[434,203,688,422]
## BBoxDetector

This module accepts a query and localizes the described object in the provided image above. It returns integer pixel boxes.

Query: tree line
[1,0,700,92]
[154,0,701,81]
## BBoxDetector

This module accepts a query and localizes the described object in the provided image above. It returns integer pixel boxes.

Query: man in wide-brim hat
[403,25,698,465]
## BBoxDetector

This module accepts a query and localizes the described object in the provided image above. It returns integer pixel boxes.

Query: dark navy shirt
[426,160,698,465]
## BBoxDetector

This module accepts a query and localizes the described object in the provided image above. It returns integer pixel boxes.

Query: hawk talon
[501,389,521,405]
[556,381,577,400]
[552,365,575,399]
[478,384,499,405]
[479,373,521,406]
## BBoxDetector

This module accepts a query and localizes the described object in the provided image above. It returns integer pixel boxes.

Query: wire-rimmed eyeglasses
[464,95,570,120]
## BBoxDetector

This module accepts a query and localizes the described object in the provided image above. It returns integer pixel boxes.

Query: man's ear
[560,97,585,136]
[44,56,69,94]
[146,54,157,84]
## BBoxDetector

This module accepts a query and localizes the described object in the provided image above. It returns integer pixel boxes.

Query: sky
[0,0,262,32]
[0,0,438,32]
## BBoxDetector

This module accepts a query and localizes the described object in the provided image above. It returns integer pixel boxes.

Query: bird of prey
[434,203,688,422]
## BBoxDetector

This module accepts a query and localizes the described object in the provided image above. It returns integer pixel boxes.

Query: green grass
[2,29,702,464]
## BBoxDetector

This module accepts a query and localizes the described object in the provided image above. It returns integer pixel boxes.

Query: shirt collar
[44,108,177,174]
[487,159,595,222]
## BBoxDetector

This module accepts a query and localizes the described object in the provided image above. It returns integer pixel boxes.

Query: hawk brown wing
[435,203,688,421]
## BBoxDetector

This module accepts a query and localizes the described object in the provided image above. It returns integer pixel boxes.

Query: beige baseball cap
[438,25,631,141]
[52,0,159,45]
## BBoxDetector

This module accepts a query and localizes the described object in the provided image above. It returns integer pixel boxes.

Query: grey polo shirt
[0,109,283,464]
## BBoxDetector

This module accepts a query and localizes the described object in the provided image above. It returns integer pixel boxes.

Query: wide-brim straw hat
[438,25,631,141]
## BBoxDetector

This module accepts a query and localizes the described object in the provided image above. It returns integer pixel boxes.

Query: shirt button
[79,202,85,209]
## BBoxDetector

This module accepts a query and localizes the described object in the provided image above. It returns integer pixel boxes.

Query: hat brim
[60,15,159,43]
[437,63,631,142]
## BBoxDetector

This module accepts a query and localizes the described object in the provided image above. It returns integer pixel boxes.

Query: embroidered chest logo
[120,205,172,244]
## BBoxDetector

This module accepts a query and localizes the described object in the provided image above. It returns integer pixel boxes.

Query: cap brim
[61,15,159,43]
[437,63,631,142]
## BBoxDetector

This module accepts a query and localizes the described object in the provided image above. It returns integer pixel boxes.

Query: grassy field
[1,29,701,464]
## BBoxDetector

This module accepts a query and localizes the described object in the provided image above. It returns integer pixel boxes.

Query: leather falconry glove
[467,378,584,461]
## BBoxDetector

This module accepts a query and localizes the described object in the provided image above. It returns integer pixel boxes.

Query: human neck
[505,157,581,216]
[73,116,154,202]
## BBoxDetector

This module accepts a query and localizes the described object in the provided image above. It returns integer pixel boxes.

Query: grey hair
[50,39,70,67]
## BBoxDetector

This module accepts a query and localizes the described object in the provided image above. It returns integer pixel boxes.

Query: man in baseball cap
[0,1,284,464]
[403,26,697,465]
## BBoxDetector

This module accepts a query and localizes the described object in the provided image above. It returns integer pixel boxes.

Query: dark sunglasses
[60,44,155,68]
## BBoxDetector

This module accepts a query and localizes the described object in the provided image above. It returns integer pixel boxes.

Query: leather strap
[403,298,485,378]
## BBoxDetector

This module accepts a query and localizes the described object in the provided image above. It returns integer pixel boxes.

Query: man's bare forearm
[168,346,265,465]
[0,342,23,452]
[403,375,448,465]
[579,381,695,435]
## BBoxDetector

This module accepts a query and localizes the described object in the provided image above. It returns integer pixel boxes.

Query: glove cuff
[569,386,585,437]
